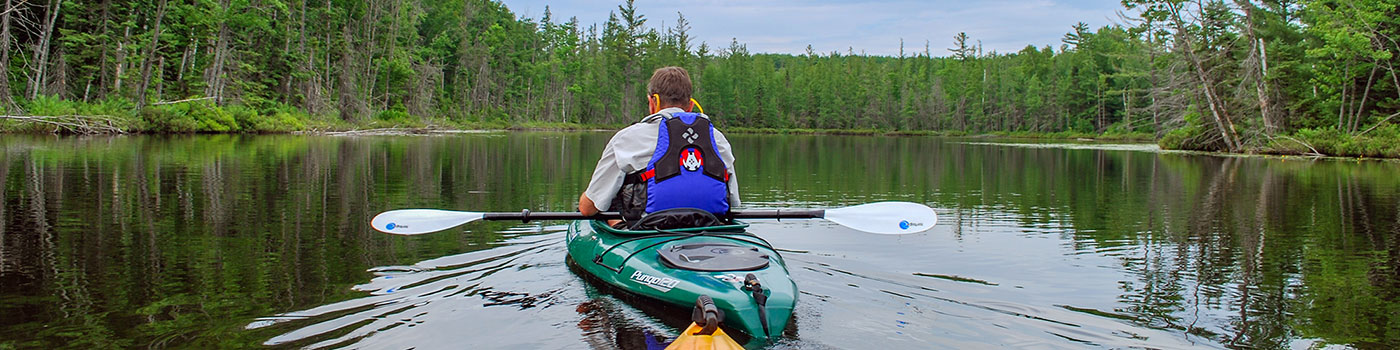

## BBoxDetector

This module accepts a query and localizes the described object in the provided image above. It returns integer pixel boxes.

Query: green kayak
[565,220,796,339]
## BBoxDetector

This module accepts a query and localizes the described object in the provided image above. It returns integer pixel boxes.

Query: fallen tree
[0,114,126,134]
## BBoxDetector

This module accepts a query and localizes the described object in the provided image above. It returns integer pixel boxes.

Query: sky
[498,0,1133,57]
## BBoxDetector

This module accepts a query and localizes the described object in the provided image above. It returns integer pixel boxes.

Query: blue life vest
[631,112,730,215]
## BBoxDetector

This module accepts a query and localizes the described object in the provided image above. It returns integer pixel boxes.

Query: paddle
[371,201,937,235]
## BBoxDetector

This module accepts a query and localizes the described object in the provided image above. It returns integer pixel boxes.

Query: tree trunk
[296,0,321,113]
[28,0,62,99]
[1338,60,1350,130]
[154,57,165,101]
[1149,31,1161,132]
[0,0,17,110]
[1171,1,1240,151]
[280,7,294,103]
[92,0,113,101]
[136,0,170,109]
[114,27,131,95]
[1237,1,1275,132]
[1256,37,1273,131]
[203,0,233,104]
[1351,65,1378,133]
[177,40,192,85]
[360,1,379,111]
[380,0,403,111]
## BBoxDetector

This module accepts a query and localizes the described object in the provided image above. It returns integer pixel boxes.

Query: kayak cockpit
[585,220,776,274]
[658,242,771,272]
[593,219,749,235]
[565,220,797,340]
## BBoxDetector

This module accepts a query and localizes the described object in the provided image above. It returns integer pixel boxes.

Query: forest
[0,0,1396,157]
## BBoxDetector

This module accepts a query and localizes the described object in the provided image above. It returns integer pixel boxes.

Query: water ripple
[249,228,575,349]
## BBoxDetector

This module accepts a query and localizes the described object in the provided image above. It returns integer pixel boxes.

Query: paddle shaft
[480,209,826,223]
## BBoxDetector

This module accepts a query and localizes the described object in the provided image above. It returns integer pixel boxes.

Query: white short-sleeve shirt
[583,107,740,211]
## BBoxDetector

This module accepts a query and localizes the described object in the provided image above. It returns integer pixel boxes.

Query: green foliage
[0,0,1397,157]
[1158,110,1217,152]
[227,104,306,133]
[374,103,413,124]
[1291,126,1400,158]
[138,102,313,133]
[139,106,202,133]
[25,95,78,116]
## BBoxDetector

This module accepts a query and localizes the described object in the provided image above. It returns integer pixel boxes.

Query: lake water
[1,133,1397,349]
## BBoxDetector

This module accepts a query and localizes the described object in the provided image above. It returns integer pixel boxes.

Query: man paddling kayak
[578,66,740,227]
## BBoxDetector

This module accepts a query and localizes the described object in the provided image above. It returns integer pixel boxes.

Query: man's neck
[642,106,703,123]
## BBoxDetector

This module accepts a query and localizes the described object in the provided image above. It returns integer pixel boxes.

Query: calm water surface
[1,133,1397,349]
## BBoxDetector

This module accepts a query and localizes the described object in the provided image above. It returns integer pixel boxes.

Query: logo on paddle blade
[899,220,922,230]
[631,271,680,292]
[386,222,407,230]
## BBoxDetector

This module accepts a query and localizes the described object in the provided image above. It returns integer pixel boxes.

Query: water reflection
[249,227,574,348]
[0,133,1397,349]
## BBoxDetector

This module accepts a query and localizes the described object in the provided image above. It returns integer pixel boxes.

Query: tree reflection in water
[0,134,1395,348]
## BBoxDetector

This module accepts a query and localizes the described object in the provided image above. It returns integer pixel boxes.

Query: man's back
[582,107,740,217]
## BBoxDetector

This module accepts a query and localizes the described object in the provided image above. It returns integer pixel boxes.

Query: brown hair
[647,66,692,106]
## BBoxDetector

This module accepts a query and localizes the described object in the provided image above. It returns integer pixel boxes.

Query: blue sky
[498,0,1131,57]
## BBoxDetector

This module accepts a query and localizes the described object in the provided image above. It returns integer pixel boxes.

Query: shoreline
[5,119,1396,160]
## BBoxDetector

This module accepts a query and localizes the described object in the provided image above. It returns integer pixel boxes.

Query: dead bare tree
[203,0,233,105]
[1167,0,1242,151]
[406,59,442,120]
[1236,0,1275,132]
[0,0,18,111]
[135,0,170,109]
[27,0,60,99]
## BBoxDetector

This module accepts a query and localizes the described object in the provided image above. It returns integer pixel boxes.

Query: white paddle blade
[824,201,938,234]
[371,209,485,235]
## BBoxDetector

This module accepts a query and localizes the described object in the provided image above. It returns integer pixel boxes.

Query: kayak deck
[565,220,796,340]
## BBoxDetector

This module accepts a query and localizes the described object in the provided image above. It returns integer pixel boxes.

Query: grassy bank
[0,96,586,134]
[0,97,1153,142]
[725,127,1157,142]
[1157,117,1400,158]
[4,97,1395,159]
[1260,125,1400,158]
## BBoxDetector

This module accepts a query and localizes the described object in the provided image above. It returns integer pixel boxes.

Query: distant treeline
[0,0,1396,155]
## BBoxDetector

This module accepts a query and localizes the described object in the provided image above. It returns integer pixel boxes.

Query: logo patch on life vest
[680,149,703,171]
[631,271,680,292]
[682,127,699,144]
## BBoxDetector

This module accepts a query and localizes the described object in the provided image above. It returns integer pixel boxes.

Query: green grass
[4,96,1396,159]
[507,120,621,130]
[725,126,1154,141]
[0,96,523,134]
[1262,126,1400,158]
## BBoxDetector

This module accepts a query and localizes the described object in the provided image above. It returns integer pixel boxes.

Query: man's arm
[580,146,623,215]
[581,127,643,215]
[713,129,741,207]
